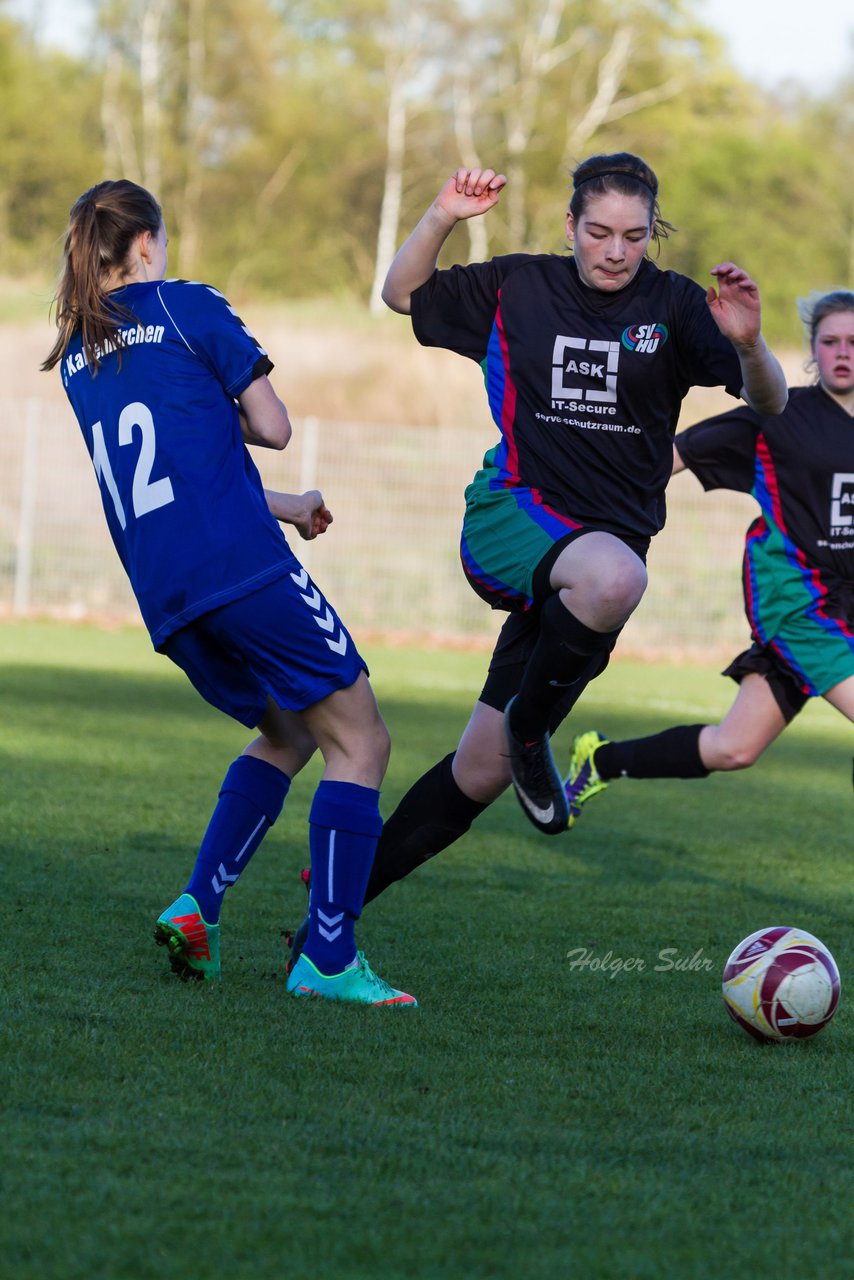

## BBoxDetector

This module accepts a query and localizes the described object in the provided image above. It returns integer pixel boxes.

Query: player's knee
[349,712,390,776]
[453,750,510,804]
[590,559,648,626]
[713,741,761,771]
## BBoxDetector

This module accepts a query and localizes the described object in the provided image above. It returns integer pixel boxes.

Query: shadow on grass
[3,659,852,943]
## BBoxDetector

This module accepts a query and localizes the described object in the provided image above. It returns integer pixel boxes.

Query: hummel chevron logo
[318,908,344,942]
[290,567,348,656]
[205,285,267,352]
[212,864,240,895]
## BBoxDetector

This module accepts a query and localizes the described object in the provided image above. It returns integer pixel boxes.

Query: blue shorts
[162,567,368,728]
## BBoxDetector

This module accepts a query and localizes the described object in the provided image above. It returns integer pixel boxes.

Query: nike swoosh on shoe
[516,789,555,824]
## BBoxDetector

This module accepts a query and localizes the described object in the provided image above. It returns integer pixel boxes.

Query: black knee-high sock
[364,753,488,905]
[547,646,614,734]
[595,725,710,780]
[511,594,622,740]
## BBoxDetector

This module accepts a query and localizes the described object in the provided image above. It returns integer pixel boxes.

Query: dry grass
[8,300,488,428]
[7,295,807,430]
[0,298,809,656]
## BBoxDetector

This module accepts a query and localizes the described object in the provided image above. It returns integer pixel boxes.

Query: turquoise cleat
[287,950,417,1007]
[154,893,221,982]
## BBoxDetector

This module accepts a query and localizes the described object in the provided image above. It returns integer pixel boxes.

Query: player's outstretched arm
[382,168,507,315]
[706,263,788,415]
[265,489,332,540]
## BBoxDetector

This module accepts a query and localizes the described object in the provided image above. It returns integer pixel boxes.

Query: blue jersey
[61,279,295,648]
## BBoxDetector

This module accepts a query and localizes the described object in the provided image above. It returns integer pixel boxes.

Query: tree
[0,15,102,273]
[0,0,851,336]
[94,0,290,277]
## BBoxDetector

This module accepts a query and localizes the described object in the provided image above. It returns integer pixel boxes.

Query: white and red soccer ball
[722,926,841,1043]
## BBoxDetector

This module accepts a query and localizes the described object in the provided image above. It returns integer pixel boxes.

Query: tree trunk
[454,68,488,263]
[101,45,141,182]
[369,73,408,316]
[177,0,206,277]
[140,0,168,194]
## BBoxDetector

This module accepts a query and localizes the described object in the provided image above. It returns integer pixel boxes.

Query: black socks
[364,753,487,904]
[511,594,621,741]
[596,725,710,780]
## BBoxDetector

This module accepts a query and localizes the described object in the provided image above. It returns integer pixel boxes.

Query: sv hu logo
[621,323,669,353]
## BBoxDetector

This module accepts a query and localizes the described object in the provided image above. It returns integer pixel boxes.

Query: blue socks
[304,780,383,975]
[183,765,380,975]
[185,755,290,923]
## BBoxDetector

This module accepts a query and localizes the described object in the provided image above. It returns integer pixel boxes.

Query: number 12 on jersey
[90,401,175,530]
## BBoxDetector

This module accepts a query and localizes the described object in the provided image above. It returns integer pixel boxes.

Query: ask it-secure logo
[621,322,669,353]
[831,472,854,532]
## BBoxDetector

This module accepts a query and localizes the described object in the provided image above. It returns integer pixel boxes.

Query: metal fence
[0,397,757,657]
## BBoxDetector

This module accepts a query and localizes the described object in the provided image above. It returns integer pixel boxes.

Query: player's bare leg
[697,673,788,770]
[246,702,318,778]
[822,673,854,722]
[453,700,513,803]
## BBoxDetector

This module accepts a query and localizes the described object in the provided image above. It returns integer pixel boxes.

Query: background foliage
[1,0,852,340]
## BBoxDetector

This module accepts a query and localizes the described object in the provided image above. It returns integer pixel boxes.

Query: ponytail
[42,180,162,372]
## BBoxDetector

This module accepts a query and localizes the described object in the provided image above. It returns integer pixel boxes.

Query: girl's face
[813,311,854,399]
[566,191,652,292]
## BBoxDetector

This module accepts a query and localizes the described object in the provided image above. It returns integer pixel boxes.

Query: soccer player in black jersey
[284,152,788,970]
[376,153,784,830]
[565,289,854,821]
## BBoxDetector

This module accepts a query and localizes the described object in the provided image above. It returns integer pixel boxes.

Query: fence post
[298,415,320,572]
[13,399,40,616]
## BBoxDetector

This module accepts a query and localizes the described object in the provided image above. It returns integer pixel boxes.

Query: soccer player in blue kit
[285,152,789,971]
[42,179,416,1006]
[564,288,854,821]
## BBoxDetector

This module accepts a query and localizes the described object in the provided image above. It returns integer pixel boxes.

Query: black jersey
[676,385,854,590]
[412,254,743,540]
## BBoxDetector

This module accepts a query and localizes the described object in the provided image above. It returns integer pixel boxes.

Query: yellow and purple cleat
[565,730,610,828]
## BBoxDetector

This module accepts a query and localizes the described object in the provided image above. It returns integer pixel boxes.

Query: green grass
[1,620,852,1280]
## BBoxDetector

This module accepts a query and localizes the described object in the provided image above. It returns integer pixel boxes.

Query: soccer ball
[721,926,841,1043]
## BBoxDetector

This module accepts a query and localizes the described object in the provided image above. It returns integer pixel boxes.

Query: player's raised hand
[706,262,762,349]
[382,166,507,315]
[434,168,507,222]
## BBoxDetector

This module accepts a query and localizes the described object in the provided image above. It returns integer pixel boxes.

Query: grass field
[2,621,852,1279]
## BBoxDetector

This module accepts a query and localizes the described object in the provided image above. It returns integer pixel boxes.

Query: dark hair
[569,152,674,252]
[797,289,854,348]
[42,179,163,372]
